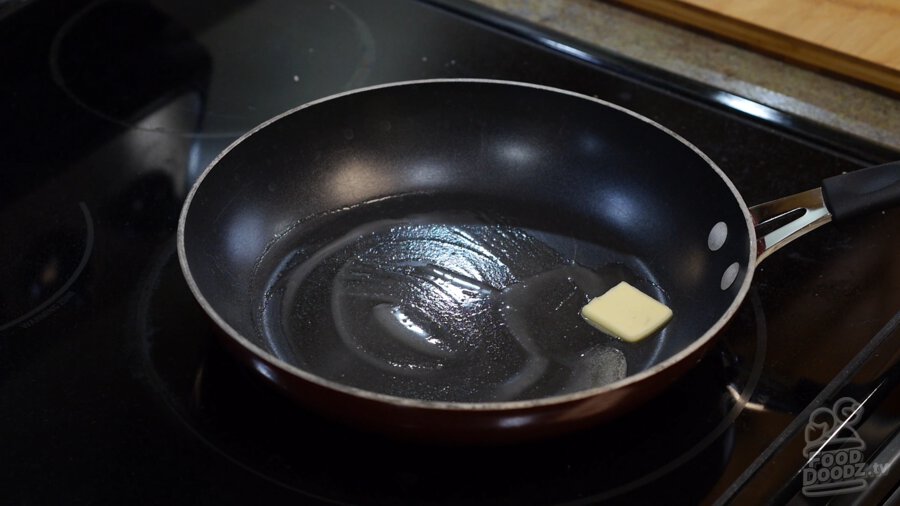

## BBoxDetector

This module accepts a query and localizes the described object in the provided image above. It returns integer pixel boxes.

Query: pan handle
[750,161,900,264]
[822,161,900,221]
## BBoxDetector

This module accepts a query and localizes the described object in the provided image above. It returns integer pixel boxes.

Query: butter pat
[581,282,672,342]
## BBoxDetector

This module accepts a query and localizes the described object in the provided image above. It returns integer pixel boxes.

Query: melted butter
[257,209,667,402]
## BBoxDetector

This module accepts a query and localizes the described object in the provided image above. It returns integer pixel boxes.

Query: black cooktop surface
[2,1,899,504]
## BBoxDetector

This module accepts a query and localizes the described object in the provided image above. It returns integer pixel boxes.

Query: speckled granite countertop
[472,0,900,151]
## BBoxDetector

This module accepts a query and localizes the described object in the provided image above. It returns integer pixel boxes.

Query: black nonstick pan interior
[180,80,753,404]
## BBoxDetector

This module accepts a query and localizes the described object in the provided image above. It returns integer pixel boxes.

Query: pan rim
[177,78,758,411]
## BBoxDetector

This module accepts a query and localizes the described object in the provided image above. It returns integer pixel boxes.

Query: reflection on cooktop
[135,240,767,504]
[0,202,93,331]
[51,0,375,136]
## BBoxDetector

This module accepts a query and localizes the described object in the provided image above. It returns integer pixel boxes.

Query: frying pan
[178,79,900,441]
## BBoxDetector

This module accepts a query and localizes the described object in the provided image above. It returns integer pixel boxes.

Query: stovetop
[1,0,899,504]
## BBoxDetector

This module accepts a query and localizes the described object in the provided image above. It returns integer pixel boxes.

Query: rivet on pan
[707,221,728,251]
[720,262,740,290]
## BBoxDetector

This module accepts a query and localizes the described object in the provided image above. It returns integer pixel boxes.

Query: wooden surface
[614,0,900,93]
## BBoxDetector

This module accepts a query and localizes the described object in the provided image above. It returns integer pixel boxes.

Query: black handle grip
[821,161,900,221]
